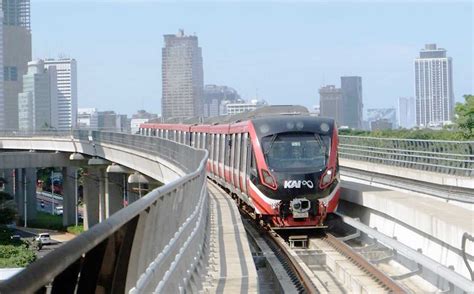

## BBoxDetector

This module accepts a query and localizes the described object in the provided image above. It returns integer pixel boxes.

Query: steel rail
[322,234,406,293]
[335,212,474,293]
[264,228,320,293]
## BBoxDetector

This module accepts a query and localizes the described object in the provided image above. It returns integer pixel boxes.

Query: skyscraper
[1,0,32,130]
[44,58,78,130]
[414,44,454,127]
[341,76,363,129]
[319,85,343,126]
[398,97,416,129]
[18,60,58,131]
[162,30,204,120]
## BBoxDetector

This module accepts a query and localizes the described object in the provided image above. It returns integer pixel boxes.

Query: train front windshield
[262,132,330,173]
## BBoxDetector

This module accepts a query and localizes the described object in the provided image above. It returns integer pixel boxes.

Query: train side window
[220,134,225,165]
[230,134,236,170]
[235,133,241,171]
[215,134,220,163]
[209,134,214,160]
[240,133,247,173]
[249,140,257,176]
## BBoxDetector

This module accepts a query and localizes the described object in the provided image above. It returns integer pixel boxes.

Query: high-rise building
[398,97,416,129]
[162,30,204,120]
[341,76,363,129]
[18,60,58,131]
[44,58,78,130]
[319,85,343,126]
[203,84,241,117]
[414,44,454,127]
[1,0,32,130]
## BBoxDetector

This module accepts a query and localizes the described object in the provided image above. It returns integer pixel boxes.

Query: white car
[55,206,63,216]
[36,233,52,245]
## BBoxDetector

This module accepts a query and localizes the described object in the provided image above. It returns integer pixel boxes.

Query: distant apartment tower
[1,0,32,130]
[398,97,416,129]
[162,30,204,120]
[44,58,78,130]
[18,60,58,131]
[319,85,343,126]
[341,76,363,129]
[414,44,454,127]
[203,84,241,117]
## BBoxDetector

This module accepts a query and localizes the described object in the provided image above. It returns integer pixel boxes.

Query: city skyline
[30,1,472,116]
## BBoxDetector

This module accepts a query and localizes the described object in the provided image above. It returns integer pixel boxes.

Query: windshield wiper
[314,133,328,153]
[264,134,278,155]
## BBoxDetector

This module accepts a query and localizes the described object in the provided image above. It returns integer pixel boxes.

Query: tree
[455,94,474,139]
[0,191,16,225]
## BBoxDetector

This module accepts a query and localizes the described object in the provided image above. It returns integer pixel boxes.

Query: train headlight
[319,168,334,189]
[261,169,277,190]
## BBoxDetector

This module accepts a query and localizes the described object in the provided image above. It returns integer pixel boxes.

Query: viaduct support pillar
[83,168,100,230]
[106,173,124,218]
[62,167,77,227]
[98,169,106,222]
[16,168,37,224]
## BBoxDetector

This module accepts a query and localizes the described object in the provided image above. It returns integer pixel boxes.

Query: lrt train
[139,106,340,229]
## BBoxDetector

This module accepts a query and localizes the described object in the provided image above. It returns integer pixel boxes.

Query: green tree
[0,191,16,225]
[455,94,474,139]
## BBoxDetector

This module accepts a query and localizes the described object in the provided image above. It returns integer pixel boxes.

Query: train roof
[148,105,311,125]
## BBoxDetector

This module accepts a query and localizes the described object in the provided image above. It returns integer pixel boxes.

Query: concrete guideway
[340,158,474,190]
[205,182,258,293]
[340,179,474,280]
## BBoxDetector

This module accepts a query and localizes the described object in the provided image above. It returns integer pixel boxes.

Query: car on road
[35,233,52,245]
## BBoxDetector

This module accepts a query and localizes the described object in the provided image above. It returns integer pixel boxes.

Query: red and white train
[139,106,340,229]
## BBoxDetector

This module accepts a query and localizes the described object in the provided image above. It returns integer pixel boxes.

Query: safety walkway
[340,179,474,279]
[203,181,258,293]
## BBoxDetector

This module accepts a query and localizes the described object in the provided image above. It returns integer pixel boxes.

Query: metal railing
[339,136,474,177]
[0,131,209,293]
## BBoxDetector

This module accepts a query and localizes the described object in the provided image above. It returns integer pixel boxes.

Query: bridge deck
[204,181,258,293]
[340,179,474,279]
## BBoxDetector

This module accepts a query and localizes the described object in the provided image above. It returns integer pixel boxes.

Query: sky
[31,1,473,117]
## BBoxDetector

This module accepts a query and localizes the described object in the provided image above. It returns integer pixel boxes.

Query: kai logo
[284,180,314,189]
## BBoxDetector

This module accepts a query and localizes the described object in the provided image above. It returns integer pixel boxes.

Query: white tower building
[414,44,454,127]
[18,60,58,131]
[44,58,77,130]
